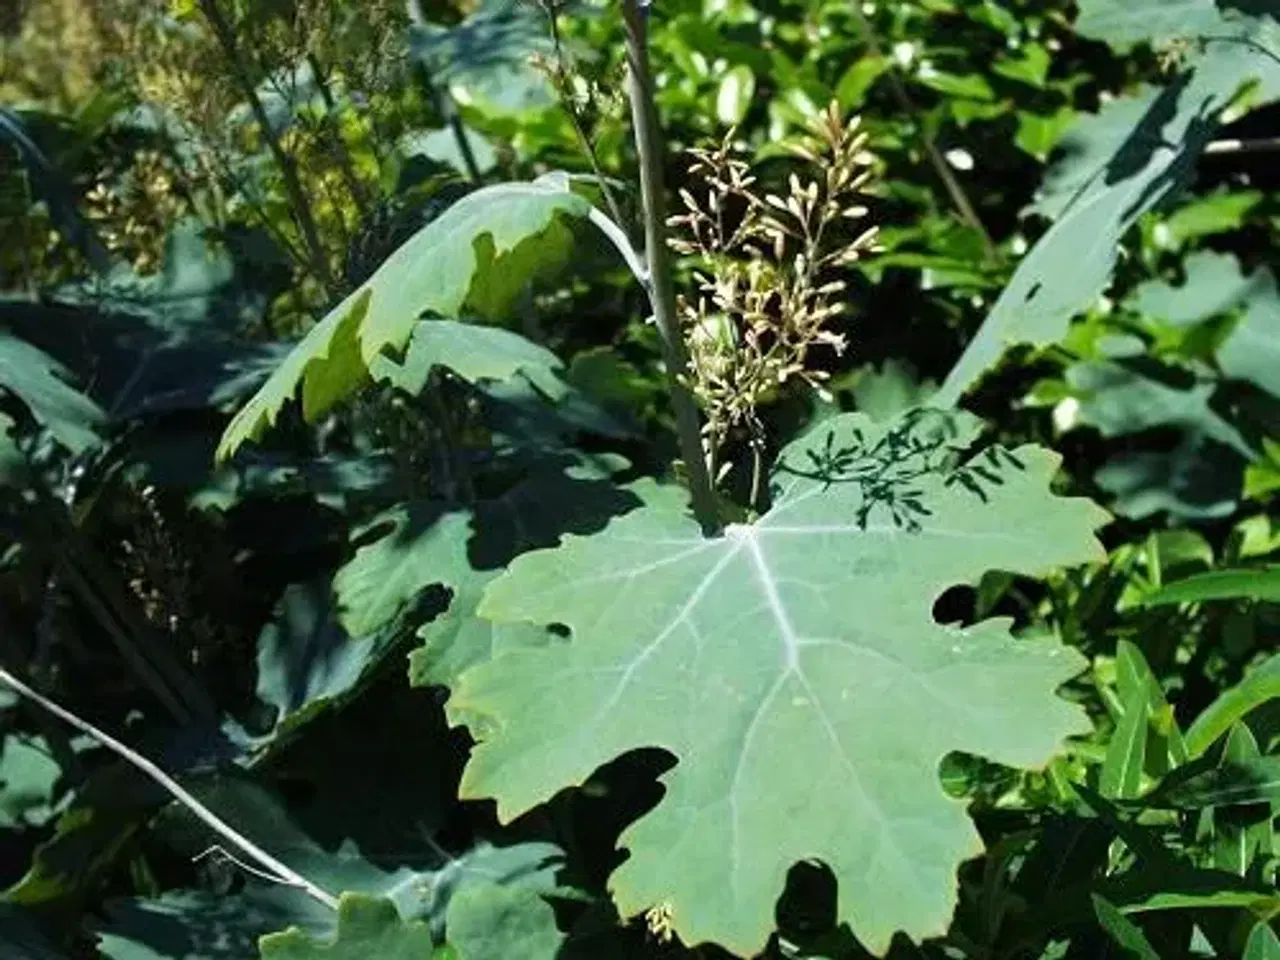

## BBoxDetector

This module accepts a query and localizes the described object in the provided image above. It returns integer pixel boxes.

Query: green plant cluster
[0,0,1277,958]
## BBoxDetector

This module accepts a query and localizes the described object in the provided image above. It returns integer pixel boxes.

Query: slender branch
[538,0,630,233]
[414,60,483,182]
[847,6,998,263]
[197,0,336,295]
[749,437,766,516]
[1203,136,1280,155]
[0,663,340,912]
[588,204,650,290]
[620,0,718,534]
[307,53,374,224]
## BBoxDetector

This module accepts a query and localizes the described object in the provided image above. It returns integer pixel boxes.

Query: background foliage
[0,0,1277,958]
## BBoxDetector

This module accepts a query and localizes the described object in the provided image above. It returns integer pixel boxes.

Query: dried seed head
[665,100,881,470]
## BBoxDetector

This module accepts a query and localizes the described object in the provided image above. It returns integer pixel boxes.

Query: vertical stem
[848,5,998,263]
[416,63,483,183]
[749,438,765,516]
[540,1,629,233]
[620,0,718,534]
[197,0,336,295]
[306,53,373,224]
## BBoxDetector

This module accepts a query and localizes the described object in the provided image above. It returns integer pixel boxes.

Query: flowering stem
[621,0,719,534]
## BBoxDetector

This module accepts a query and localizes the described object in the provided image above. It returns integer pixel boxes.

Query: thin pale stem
[0,663,340,912]
[1204,136,1280,155]
[621,0,719,534]
[541,1,629,233]
[847,5,998,263]
[588,205,650,290]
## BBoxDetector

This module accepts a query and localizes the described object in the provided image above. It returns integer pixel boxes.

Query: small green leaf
[1100,682,1150,800]
[259,894,436,959]
[991,44,1051,87]
[1092,894,1162,960]
[1015,108,1075,161]
[1138,566,1280,606]
[1159,190,1263,248]
[0,734,62,830]
[1114,640,1187,774]
[1185,654,1280,757]
[836,55,889,108]
[715,66,756,125]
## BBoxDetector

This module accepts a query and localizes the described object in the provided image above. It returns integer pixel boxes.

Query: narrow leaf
[1185,654,1280,757]
[1092,894,1162,960]
[1138,567,1280,606]
[1101,687,1150,800]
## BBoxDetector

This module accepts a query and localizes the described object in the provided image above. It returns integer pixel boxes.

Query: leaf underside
[215,176,590,461]
[938,13,1280,405]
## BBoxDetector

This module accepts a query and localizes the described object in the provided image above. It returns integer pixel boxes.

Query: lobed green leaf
[456,408,1108,955]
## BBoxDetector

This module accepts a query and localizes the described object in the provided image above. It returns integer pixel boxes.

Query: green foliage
[939,12,1280,405]
[0,333,105,451]
[445,883,563,960]
[216,175,591,460]
[258,894,439,959]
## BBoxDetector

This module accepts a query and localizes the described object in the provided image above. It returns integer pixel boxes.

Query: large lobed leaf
[453,408,1109,955]
[937,12,1280,406]
[215,176,591,461]
[1074,0,1225,51]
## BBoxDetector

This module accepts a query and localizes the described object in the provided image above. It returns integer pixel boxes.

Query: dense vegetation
[0,0,1278,957]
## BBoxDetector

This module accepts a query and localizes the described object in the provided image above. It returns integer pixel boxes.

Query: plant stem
[307,53,373,224]
[1204,135,1280,155]
[0,662,340,912]
[539,0,629,233]
[414,61,483,183]
[847,5,998,263]
[620,0,718,534]
[197,0,336,295]
[749,437,765,516]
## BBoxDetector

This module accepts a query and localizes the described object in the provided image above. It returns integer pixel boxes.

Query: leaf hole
[775,859,838,940]
[932,585,977,627]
